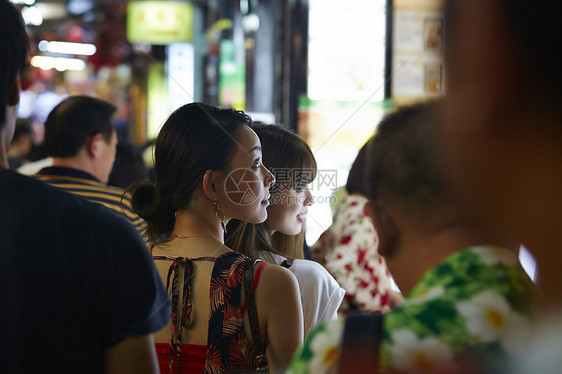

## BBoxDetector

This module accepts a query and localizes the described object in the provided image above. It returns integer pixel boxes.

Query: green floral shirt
[288,246,535,374]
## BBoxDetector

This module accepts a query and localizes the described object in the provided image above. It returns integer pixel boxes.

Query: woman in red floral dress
[311,144,402,313]
[129,103,303,373]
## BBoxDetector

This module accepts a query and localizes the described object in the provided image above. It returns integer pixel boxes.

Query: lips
[261,194,271,206]
[297,213,307,223]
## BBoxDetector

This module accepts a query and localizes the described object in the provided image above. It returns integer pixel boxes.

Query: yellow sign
[127,1,193,44]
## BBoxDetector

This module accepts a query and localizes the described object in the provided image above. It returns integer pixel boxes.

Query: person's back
[150,237,299,373]
[0,172,170,372]
[288,101,535,374]
[129,103,303,373]
[35,165,144,234]
[0,2,169,372]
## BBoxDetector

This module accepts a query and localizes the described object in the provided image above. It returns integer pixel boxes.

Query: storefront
[15,0,446,245]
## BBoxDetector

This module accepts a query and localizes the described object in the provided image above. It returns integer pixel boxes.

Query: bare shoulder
[254,262,302,328]
[256,262,299,293]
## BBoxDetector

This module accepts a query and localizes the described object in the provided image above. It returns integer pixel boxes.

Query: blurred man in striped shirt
[34,96,145,239]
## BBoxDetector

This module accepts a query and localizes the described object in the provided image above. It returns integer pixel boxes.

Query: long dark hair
[226,123,317,261]
[128,103,252,244]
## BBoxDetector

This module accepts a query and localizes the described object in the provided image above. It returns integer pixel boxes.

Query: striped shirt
[35,166,146,240]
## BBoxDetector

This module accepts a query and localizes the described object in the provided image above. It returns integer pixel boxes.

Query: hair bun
[129,180,176,243]
[130,180,160,219]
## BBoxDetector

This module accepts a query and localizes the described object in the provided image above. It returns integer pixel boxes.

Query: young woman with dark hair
[129,103,303,373]
[226,123,344,335]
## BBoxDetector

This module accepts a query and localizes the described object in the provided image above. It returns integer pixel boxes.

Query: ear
[86,133,104,158]
[364,201,399,259]
[202,169,220,201]
[7,77,21,106]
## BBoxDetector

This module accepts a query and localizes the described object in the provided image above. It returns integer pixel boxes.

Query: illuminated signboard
[127,1,193,44]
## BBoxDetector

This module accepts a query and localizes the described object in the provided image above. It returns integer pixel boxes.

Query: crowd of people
[2,0,562,373]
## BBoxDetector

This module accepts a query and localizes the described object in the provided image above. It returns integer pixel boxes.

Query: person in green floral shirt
[288,102,535,374]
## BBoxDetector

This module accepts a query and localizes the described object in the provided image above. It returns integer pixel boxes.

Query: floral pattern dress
[311,194,394,313]
[288,246,536,374]
[154,251,260,373]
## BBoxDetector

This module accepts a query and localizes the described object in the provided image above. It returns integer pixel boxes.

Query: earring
[213,200,227,233]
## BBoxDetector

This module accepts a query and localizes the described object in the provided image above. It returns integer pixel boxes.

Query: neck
[0,152,7,171]
[389,223,512,295]
[52,155,101,182]
[174,201,226,244]
[1,105,18,171]
[0,130,10,171]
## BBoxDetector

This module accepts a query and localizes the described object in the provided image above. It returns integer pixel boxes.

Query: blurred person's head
[107,142,148,189]
[44,96,117,183]
[129,103,274,245]
[443,0,562,304]
[363,101,515,294]
[345,142,368,195]
[365,102,456,229]
[0,0,29,169]
[227,123,316,261]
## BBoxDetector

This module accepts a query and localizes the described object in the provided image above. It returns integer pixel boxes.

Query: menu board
[127,1,194,44]
[391,0,444,104]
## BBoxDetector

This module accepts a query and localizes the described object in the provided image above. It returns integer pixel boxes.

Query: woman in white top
[227,123,345,335]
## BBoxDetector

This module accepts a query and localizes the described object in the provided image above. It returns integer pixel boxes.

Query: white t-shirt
[259,251,345,335]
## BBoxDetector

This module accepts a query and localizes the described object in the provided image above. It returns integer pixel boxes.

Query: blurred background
[11,0,445,245]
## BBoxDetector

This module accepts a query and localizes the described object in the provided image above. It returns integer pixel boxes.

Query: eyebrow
[248,145,261,154]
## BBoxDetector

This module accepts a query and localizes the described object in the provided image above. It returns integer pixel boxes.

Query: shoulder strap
[244,259,269,371]
[253,261,266,289]
[280,259,293,268]
[337,312,384,374]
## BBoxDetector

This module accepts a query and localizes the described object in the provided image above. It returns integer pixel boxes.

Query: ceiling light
[31,56,86,71]
[21,5,42,26]
[38,40,97,56]
[11,0,35,5]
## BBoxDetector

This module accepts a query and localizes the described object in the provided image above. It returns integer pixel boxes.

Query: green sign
[218,39,246,111]
[127,1,193,44]
[147,63,169,139]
